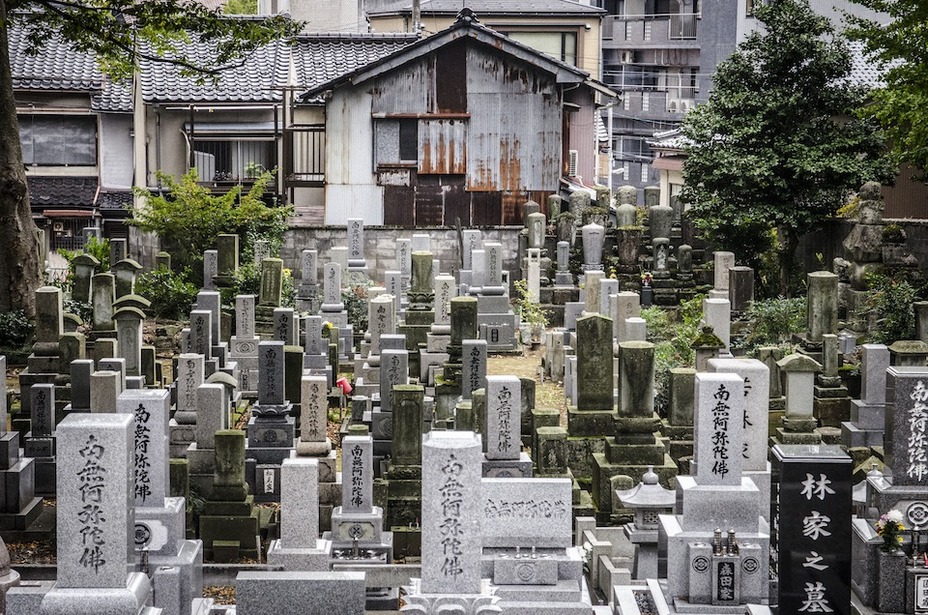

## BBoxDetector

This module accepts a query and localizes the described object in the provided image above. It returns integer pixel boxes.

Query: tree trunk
[0,0,42,317]
[778,226,799,299]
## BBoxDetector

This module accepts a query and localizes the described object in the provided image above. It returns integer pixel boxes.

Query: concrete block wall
[281,226,525,287]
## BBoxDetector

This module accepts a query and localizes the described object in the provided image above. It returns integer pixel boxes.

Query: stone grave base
[135,497,186,556]
[266,538,331,570]
[150,539,203,615]
[38,572,155,615]
[199,498,260,560]
[483,453,533,478]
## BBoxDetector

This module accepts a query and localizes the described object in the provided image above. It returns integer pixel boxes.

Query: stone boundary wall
[282,226,526,285]
[798,219,928,274]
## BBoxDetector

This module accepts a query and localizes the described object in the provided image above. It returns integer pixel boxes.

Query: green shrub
[136,268,198,320]
[63,299,92,323]
[53,236,111,294]
[343,283,371,332]
[865,272,921,344]
[129,169,292,272]
[513,279,548,327]
[736,297,806,351]
[0,310,34,349]
[882,223,906,243]
[641,295,704,414]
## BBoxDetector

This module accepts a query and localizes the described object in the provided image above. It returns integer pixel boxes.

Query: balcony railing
[603,12,700,42]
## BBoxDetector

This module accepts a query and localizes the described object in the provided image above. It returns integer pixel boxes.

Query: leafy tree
[679,0,893,296]
[0,0,301,316]
[224,0,258,14]
[128,169,293,273]
[846,0,928,175]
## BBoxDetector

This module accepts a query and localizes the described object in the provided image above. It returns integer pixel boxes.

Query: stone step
[494,579,585,602]
[498,601,591,614]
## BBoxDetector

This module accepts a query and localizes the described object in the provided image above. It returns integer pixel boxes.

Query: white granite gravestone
[421,431,483,595]
[693,372,745,485]
[461,340,488,401]
[56,413,134,588]
[485,376,521,461]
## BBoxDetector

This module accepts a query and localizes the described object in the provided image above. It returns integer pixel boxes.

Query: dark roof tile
[9,26,103,92]
[291,33,419,92]
[96,189,134,210]
[139,37,289,103]
[27,176,98,208]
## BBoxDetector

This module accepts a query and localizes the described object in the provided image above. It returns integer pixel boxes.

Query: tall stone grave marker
[266,457,330,568]
[327,434,393,561]
[418,431,484,595]
[772,445,851,615]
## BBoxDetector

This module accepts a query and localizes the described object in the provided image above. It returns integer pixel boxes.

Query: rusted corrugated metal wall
[371,57,432,114]
[419,119,467,175]
[465,45,561,194]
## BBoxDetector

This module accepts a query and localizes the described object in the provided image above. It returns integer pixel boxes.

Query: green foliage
[641,295,704,414]
[343,283,372,333]
[54,237,111,294]
[85,236,112,271]
[0,310,34,350]
[281,268,296,309]
[680,0,894,292]
[513,279,548,327]
[224,0,258,14]
[735,297,806,352]
[229,261,261,302]
[882,223,906,243]
[864,272,923,344]
[135,267,198,320]
[63,299,92,323]
[129,169,292,272]
[225,261,294,308]
[847,0,928,175]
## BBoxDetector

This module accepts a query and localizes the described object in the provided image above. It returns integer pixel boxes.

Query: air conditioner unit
[680,100,692,112]
[667,99,678,113]
[568,150,579,177]
[620,51,635,64]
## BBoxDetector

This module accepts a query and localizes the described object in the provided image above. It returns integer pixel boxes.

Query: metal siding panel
[466,92,500,191]
[465,44,561,193]
[371,58,431,114]
[472,191,502,226]
[885,165,928,219]
[415,175,445,226]
[443,176,470,227]
[384,184,415,226]
[418,119,467,175]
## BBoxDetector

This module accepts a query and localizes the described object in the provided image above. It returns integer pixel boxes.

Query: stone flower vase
[877,549,906,613]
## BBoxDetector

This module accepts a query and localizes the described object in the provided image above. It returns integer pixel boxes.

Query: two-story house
[10,26,134,252]
[299,10,616,226]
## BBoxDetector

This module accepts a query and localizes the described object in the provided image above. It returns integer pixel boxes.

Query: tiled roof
[9,25,133,112]
[139,37,290,103]
[27,176,99,208]
[9,26,103,92]
[291,33,419,92]
[846,41,892,90]
[94,82,134,113]
[300,16,598,100]
[370,0,604,15]
[647,128,690,151]
[95,189,134,210]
